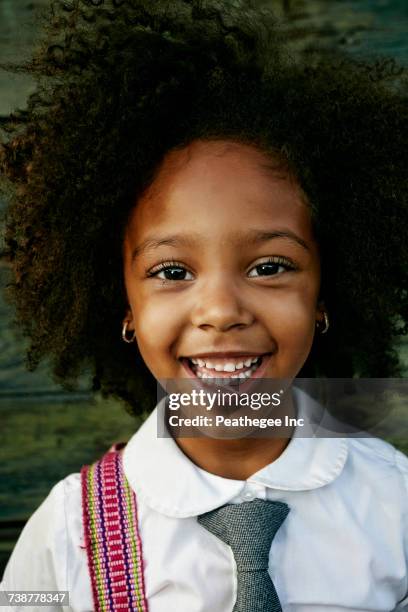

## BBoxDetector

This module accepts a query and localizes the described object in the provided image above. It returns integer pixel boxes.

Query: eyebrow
[131,228,310,261]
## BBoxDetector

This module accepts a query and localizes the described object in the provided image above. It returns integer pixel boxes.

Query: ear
[122,308,137,345]
[315,299,328,328]
[315,300,329,334]
[122,308,135,330]
[316,299,326,320]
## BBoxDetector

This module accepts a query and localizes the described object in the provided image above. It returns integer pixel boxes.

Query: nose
[190,276,254,332]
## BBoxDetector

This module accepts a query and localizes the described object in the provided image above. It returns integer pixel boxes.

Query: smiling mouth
[180,353,272,380]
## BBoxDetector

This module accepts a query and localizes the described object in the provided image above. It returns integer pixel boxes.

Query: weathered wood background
[1,0,407,576]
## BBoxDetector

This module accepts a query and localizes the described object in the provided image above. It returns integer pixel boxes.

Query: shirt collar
[122,387,349,518]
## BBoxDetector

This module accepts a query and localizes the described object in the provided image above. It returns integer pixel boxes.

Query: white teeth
[191,358,204,366]
[213,361,247,372]
[196,364,258,380]
[189,356,261,372]
[191,356,260,380]
[231,370,252,379]
[206,361,217,370]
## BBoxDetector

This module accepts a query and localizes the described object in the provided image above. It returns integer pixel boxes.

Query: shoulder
[346,436,408,493]
[348,435,407,466]
[0,472,82,590]
[11,471,82,552]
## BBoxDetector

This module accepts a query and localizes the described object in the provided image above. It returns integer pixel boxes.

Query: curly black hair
[1,0,407,416]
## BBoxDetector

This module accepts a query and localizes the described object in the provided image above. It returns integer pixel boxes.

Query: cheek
[265,287,317,353]
[129,290,185,359]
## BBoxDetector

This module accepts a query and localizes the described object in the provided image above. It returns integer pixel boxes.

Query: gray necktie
[198,499,289,612]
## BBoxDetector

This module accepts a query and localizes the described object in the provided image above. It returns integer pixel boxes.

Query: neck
[175,435,291,480]
[169,390,295,480]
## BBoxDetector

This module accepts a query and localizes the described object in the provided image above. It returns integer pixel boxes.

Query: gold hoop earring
[316,311,329,334]
[122,321,136,344]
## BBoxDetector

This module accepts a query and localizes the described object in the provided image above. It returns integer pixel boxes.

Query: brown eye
[253,262,283,276]
[248,257,296,278]
[159,266,190,281]
[147,262,194,281]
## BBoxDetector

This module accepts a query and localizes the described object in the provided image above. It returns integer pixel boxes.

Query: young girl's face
[123,140,322,384]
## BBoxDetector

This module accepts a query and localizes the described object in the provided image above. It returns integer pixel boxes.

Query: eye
[248,257,296,278]
[147,260,194,282]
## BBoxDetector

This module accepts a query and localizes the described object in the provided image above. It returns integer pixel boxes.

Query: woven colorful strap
[81,443,148,611]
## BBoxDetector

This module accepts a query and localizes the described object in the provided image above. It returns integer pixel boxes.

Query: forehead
[127,139,314,244]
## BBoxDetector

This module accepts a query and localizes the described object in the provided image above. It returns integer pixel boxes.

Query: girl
[1,0,408,610]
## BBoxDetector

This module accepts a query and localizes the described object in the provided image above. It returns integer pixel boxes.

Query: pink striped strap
[81,443,148,611]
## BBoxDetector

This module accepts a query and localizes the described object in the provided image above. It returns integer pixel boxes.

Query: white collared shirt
[1,389,408,611]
